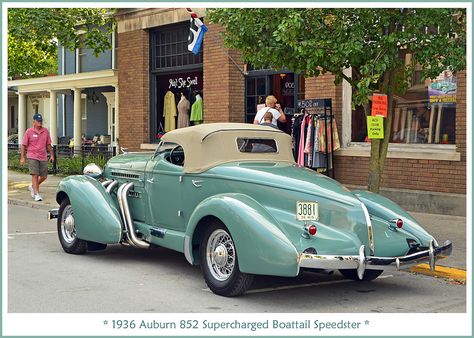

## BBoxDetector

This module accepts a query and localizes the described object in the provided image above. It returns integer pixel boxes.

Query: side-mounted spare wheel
[57,198,88,254]
[199,220,254,297]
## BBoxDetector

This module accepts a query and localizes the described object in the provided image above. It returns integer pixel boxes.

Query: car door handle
[146,178,155,183]
[192,180,203,188]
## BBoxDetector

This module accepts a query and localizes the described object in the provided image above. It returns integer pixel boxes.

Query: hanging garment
[177,97,191,128]
[331,119,341,151]
[291,115,303,160]
[190,96,204,123]
[297,114,307,166]
[163,91,177,132]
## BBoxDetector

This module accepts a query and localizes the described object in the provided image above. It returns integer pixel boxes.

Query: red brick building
[115,8,466,214]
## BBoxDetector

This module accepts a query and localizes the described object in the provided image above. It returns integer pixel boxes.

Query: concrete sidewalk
[7,170,466,270]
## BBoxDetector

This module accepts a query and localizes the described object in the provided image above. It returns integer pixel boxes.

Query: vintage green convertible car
[49,123,452,296]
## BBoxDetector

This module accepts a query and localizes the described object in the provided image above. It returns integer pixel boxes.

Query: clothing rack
[294,99,335,179]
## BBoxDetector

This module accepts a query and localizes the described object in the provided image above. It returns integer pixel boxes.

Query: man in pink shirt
[20,113,55,201]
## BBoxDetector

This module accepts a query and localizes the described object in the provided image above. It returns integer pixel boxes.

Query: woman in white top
[253,95,287,126]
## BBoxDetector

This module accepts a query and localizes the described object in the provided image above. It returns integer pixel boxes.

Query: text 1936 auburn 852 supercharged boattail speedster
[48,123,452,297]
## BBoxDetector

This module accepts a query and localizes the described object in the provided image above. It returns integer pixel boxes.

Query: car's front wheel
[339,269,383,281]
[57,198,87,254]
[199,221,254,297]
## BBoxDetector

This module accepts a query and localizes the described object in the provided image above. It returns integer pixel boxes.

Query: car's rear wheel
[339,269,383,281]
[57,198,87,254]
[199,221,254,297]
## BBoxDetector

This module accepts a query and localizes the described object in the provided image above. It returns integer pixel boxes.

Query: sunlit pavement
[7,204,465,313]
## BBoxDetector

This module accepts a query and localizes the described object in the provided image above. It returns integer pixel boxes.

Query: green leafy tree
[8,8,114,78]
[208,8,466,192]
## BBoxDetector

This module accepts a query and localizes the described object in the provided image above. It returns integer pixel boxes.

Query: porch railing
[7,144,117,175]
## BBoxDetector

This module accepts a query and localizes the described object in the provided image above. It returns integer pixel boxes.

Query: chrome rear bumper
[299,240,452,279]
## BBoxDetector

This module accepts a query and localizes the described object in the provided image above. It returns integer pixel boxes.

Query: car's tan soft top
[161,123,296,173]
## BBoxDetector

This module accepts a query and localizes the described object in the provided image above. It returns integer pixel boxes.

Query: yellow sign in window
[367,116,384,139]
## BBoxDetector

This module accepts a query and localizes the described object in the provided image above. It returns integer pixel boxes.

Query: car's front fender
[185,193,300,277]
[56,175,122,244]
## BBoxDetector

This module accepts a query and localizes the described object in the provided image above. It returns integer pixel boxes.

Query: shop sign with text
[169,76,199,89]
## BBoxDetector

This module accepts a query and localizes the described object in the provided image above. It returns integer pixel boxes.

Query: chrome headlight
[83,163,103,178]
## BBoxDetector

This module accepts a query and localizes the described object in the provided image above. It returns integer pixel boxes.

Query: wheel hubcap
[206,229,235,282]
[60,205,76,244]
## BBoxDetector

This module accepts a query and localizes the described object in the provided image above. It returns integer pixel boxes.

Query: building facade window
[10,105,15,129]
[149,21,204,142]
[351,57,456,145]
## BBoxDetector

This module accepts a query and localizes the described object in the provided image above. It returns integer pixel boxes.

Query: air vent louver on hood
[111,172,140,180]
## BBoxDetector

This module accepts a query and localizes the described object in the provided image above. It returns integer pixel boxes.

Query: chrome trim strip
[299,240,452,274]
[184,235,193,264]
[360,202,375,256]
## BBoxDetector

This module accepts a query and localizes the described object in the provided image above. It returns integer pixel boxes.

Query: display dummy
[177,92,191,128]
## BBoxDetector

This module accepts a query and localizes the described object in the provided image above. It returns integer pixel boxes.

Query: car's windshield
[155,142,185,166]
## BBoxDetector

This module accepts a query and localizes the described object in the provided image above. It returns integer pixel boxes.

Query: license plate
[296,201,319,221]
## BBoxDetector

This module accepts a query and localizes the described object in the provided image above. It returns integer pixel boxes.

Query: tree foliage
[208,8,466,192]
[8,8,114,78]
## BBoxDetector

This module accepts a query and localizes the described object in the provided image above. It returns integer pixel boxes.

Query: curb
[8,198,54,211]
[409,263,466,282]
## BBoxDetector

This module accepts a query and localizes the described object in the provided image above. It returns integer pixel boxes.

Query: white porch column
[114,85,119,147]
[49,90,58,145]
[341,67,352,147]
[18,93,27,145]
[73,88,82,151]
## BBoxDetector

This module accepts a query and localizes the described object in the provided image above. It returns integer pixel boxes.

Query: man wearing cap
[20,113,55,201]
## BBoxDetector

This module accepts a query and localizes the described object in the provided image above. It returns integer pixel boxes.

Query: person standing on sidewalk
[19,113,54,201]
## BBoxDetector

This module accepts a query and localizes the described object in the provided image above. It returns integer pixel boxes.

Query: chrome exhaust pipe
[117,183,137,248]
[106,180,119,194]
[102,179,113,188]
[119,182,149,249]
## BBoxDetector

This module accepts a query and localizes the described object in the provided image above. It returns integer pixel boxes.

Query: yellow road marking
[9,181,30,189]
[409,263,466,281]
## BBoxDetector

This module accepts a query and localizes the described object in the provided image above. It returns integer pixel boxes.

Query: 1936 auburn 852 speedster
[49,123,452,296]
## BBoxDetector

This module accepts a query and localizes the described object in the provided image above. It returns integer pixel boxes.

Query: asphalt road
[8,205,466,313]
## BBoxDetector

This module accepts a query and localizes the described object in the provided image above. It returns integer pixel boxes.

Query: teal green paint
[57,175,122,244]
[354,190,434,247]
[134,221,185,253]
[186,193,300,276]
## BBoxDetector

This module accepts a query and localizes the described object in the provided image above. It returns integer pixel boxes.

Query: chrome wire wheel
[60,205,76,244]
[206,229,236,282]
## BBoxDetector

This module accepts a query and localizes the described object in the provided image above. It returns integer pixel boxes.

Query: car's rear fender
[353,190,435,247]
[56,175,122,244]
[185,193,300,277]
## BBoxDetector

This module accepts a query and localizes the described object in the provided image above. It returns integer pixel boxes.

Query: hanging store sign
[371,94,388,118]
[428,70,457,106]
[168,76,199,89]
[367,116,384,139]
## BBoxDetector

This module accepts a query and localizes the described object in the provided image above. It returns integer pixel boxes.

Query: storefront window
[150,21,204,142]
[351,64,457,145]
[244,71,302,130]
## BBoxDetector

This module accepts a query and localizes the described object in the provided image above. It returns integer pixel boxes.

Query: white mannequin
[179,92,186,103]
[195,93,202,101]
